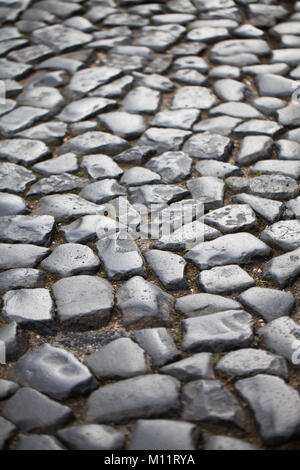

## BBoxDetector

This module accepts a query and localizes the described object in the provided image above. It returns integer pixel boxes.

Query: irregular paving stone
[86,374,180,424]
[80,179,126,204]
[16,121,67,146]
[33,194,105,223]
[216,349,288,380]
[2,387,73,433]
[133,327,180,367]
[204,204,257,234]
[2,288,54,334]
[90,75,133,98]
[31,24,92,53]
[122,86,160,114]
[232,193,284,224]
[15,434,65,451]
[40,243,100,278]
[255,73,300,97]
[58,131,129,157]
[96,232,146,281]
[183,132,232,160]
[259,316,300,365]
[56,425,124,451]
[81,154,123,181]
[135,24,185,52]
[9,343,96,400]
[65,67,122,99]
[0,100,16,117]
[235,375,300,445]
[171,86,218,110]
[0,58,32,79]
[233,120,282,138]
[0,106,51,137]
[210,39,270,58]
[60,215,122,244]
[0,215,55,246]
[117,276,174,328]
[253,97,286,117]
[173,56,208,73]
[276,103,300,127]
[120,167,161,187]
[175,293,241,318]
[264,247,300,288]
[182,379,249,431]
[0,417,17,450]
[171,69,207,86]
[128,419,200,450]
[214,79,246,102]
[17,86,65,115]
[145,249,187,290]
[133,72,174,92]
[182,310,253,353]
[237,136,273,166]
[114,145,155,165]
[203,435,258,451]
[160,353,214,381]
[251,160,300,180]
[0,268,46,295]
[195,160,240,178]
[152,109,200,131]
[0,138,50,166]
[129,184,189,209]
[286,196,300,218]
[85,337,151,379]
[58,97,116,123]
[238,287,295,323]
[138,127,191,153]
[276,140,300,161]
[247,175,299,201]
[198,265,255,295]
[0,379,19,401]
[260,220,300,252]
[0,192,28,216]
[146,151,192,184]
[99,111,146,140]
[185,232,270,270]
[210,102,262,119]
[27,173,88,196]
[193,116,242,136]
[52,275,114,330]
[0,244,50,270]
[187,177,225,210]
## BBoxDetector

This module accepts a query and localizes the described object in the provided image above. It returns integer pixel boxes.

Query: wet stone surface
[1,0,300,452]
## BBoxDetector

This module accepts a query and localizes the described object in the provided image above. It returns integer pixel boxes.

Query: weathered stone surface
[203,435,258,451]
[232,193,284,224]
[145,250,187,290]
[198,265,255,294]
[117,276,174,328]
[146,151,192,183]
[80,179,126,204]
[52,276,114,330]
[264,247,300,288]
[183,132,232,160]
[171,86,218,110]
[8,344,97,400]
[160,353,214,381]
[261,220,300,252]
[86,375,180,424]
[186,177,225,210]
[133,328,180,367]
[56,425,124,451]
[204,204,257,234]
[235,375,300,445]
[0,379,19,401]
[182,310,253,352]
[58,131,129,157]
[237,136,273,166]
[15,434,65,451]
[31,24,92,53]
[0,417,17,450]
[137,127,191,153]
[259,317,300,366]
[0,215,55,246]
[85,337,151,379]
[0,162,36,193]
[175,293,241,318]
[0,192,28,216]
[32,153,78,176]
[238,287,295,322]
[2,387,73,433]
[0,243,50,270]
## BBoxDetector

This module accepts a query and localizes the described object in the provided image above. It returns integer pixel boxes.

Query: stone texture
[133,328,180,367]
[238,287,295,322]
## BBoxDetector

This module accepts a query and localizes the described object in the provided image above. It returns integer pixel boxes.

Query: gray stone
[0,138,50,166]
[237,136,273,166]
[31,24,92,53]
[80,179,126,204]
[0,417,17,450]
[146,152,192,184]
[33,194,105,223]
[182,310,253,352]
[276,140,300,161]
[0,268,45,295]
[2,387,73,433]
[255,73,300,97]
[210,102,262,119]
[173,56,208,73]
[193,116,242,136]
[32,153,78,176]
[0,379,19,401]
[120,167,161,187]
[17,86,65,115]
[259,317,300,366]
[187,177,225,210]
[40,243,100,278]
[160,353,214,381]
[91,75,134,98]
[56,425,124,451]
[145,250,187,290]
[251,160,300,180]
[137,127,191,153]
[235,375,300,445]
[86,374,180,424]
[0,244,50,270]
[216,348,288,380]
[261,220,300,252]
[232,193,284,224]
[52,275,114,330]
[9,343,96,400]
[85,337,151,379]
[15,435,65,451]
[171,69,207,86]
[135,24,185,52]
[114,145,155,165]
[0,58,32,80]
[133,328,180,367]
[238,287,295,322]
[96,233,146,281]
[152,109,200,131]
[122,86,160,114]
[2,288,54,334]
[58,131,129,157]
[204,204,257,234]
[0,106,50,138]
[185,232,270,270]
[195,161,240,178]
[203,435,258,450]
[171,86,218,110]
[60,215,123,244]
[0,322,25,362]
[16,121,67,146]
[183,132,232,160]
[0,215,55,246]
[128,419,200,450]
[81,154,123,181]
[182,379,249,431]
[175,293,241,318]
[198,265,255,294]
[253,97,286,117]
[117,276,174,328]
[233,120,282,138]
[0,162,36,194]
[128,184,189,209]
[248,175,299,201]
[0,193,28,216]
[27,173,88,197]
[58,97,116,123]
[100,111,146,140]
[264,247,300,288]
[214,79,246,102]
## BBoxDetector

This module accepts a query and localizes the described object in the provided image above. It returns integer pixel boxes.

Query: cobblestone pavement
[1,0,300,452]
